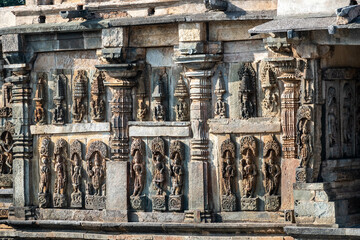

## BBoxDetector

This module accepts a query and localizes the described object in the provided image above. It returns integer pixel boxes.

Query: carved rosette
[53,74,67,125]
[169,140,184,211]
[260,62,279,117]
[238,63,257,119]
[239,135,258,211]
[151,137,166,211]
[90,70,106,122]
[34,73,46,125]
[214,72,226,119]
[174,76,189,121]
[72,70,87,123]
[130,137,146,211]
[53,138,68,208]
[85,141,107,210]
[38,136,51,208]
[70,140,83,208]
[296,106,313,183]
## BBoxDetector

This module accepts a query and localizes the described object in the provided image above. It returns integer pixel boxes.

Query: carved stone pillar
[175,23,222,220]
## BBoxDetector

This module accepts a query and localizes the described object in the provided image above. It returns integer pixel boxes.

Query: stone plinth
[0,174,13,188]
[70,192,83,209]
[38,193,50,208]
[53,194,67,208]
[169,194,183,212]
[241,197,258,211]
[130,195,146,211]
[265,195,281,211]
[221,194,236,212]
[152,195,166,212]
[85,195,106,210]
[129,121,191,137]
[296,167,306,183]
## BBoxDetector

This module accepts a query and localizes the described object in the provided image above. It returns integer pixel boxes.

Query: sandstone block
[178,23,206,42]
[102,27,128,48]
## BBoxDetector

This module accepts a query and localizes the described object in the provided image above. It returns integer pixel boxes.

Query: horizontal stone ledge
[0,188,13,196]
[129,121,191,137]
[284,226,360,239]
[30,122,111,135]
[208,117,281,134]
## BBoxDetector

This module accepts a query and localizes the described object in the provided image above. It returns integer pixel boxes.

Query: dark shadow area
[0,0,25,7]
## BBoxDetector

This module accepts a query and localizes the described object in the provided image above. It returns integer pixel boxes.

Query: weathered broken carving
[38,136,51,208]
[214,72,226,119]
[72,70,87,123]
[169,140,184,211]
[260,62,279,117]
[0,83,12,118]
[90,70,106,122]
[296,106,313,183]
[262,135,281,211]
[130,138,146,211]
[238,63,257,119]
[85,141,107,210]
[342,83,354,157]
[153,69,166,121]
[53,138,68,208]
[174,76,189,121]
[53,74,66,125]
[239,135,258,211]
[151,137,166,211]
[221,138,236,212]
[70,140,83,208]
[136,74,148,121]
[327,87,339,159]
[34,73,46,124]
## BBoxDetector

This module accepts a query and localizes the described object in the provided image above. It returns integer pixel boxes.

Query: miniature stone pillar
[96,27,143,219]
[175,23,222,221]
[2,34,32,217]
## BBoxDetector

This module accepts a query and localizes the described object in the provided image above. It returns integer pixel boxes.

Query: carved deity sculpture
[343,83,354,157]
[151,137,166,211]
[153,69,167,121]
[220,139,236,211]
[34,73,46,124]
[327,87,338,158]
[53,74,66,125]
[0,131,13,175]
[170,141,184,196]
[72,70,87,123]
[90,70,106,122]
[136,74,148,121]
[53,138,68,208]
[130,138,146,211]
[214,72,226,118]
[38,137,51,208]
[262,136,281,195]
[70,140,83,208]
[238,63,257,119]
[174,76,189,121]
[85,141,107,210]
[260,62,279,117]
[0,83,13,118]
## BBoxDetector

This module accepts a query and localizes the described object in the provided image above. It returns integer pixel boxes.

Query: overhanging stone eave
[0,10,276,36]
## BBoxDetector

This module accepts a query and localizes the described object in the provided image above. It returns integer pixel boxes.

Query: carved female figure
[54,154,66,194]
[327,87,338,148]
[223,151,235,196]
[132,150,145,196]
[89,152,104,195]
[170,152,184,195]
[39,156,51,194]
[299,120,313,168]
[0,132,13,174]
[239,136,257,198]
[153,153,165,195]
[71,154,82,193]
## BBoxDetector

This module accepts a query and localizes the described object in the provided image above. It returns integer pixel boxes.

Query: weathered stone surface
[106,161,128,212]
[1,34,23,52]
[130,24,178,47]
[129,121,191,137]
[178,23,206,42]
[208,118,280,134]
[102,27,128,48]
[241,198,258,211]
[30,122,110,135]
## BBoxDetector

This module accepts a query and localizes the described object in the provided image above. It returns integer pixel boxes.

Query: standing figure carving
[214,72,226,118]
[262,135,281,211]
[342,83,354,157]
[151,137,166,211]
[238,63,257,119]
[174,76,189,121]
[90,70,106,122]
[53,74,66,125]
[260,62,279,117]
[53,138,68,208]
[72,70,87,123]
[130,138,146,211]
[85,141,107,210]
[70,140,83,208]
[34,73,46,124]
[153,68,167,121]
[38,136,51,208]
[136,74,148,121]
[0,121,14,188]
[239,135,258,211]
[296,106,313,182]
[169,140,184,211]
[220,138,236,211]
[327,87,339,158]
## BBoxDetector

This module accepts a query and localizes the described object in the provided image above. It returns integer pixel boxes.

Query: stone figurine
[90,70,106,122]
[238,63,257,119]
[85,141,108,210]
[0,131,13,175]
[136,74,148,121]
[239,135,258,211]
[153,69,166,121]
[0,83,13,118]
[262,135,281,211]
[214,72,226,118]
[53,74,67,125]
[174,76,189,121]
[53,138,68,208]
[34,73,46,125]
[342,83,354,157]
[38,136,51,208]
[72,70,87,123]
[70,140,83,208]
[130,138,146,211]
[260,62,279,117]
[220,138,236,211]
[327,87,339,158]
[169,140,184,211]
[151,137,166,211]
